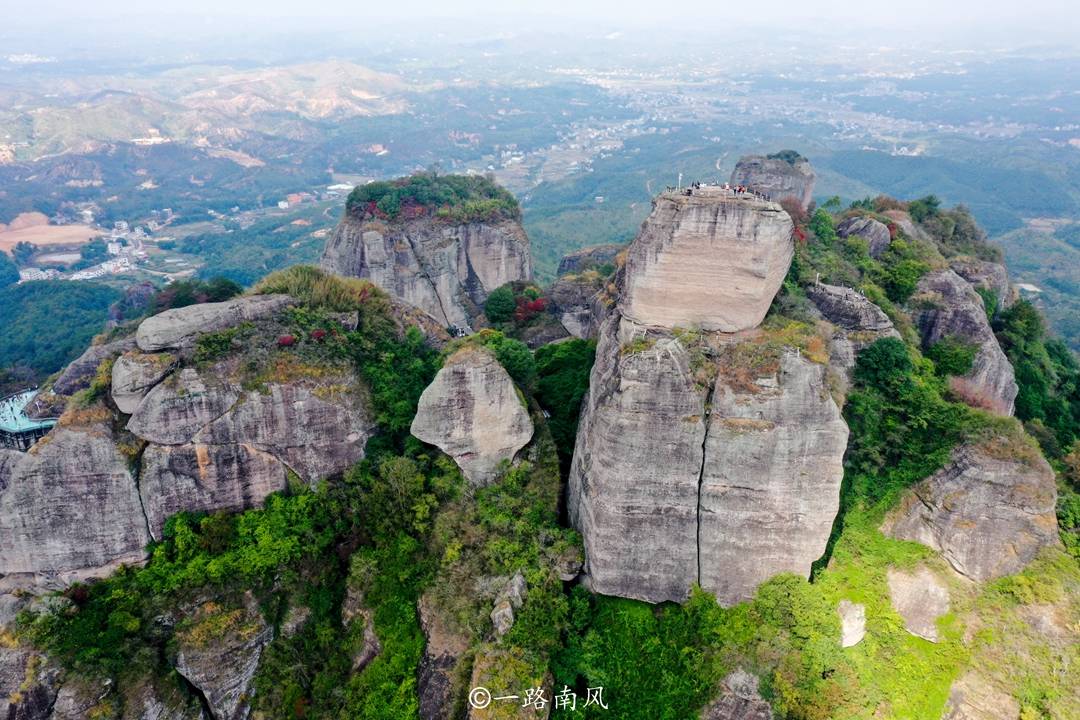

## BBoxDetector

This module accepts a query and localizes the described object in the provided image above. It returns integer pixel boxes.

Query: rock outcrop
[949,259,1015,311]
[942,672,1020,720]
[417,594,469,720]
[699,351,849,606]
[838,600,867,648]
[547,274,605,340]
[569,317,847,605]
[411,346,533,486]
[837,215,892,258]
[174,594,272,720]
[0,421,151,583]
[620,188,793,332]
[913,269,1018,415]
[111,351,176,414]
[886,566,950,642]
[136,295,295,352]
[730,152,816,210]
[700,669,773,720]
[321,215,531,330]
[490,571,527,637]
[557,243,622,276]
[806,282,899,390]
[881,442,1058,581]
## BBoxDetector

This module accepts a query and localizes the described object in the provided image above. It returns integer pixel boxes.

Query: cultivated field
[0,224,101,254]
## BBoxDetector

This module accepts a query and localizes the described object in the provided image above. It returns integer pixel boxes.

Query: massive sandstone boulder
[620,188,793,332]
[569,317,847,605]
[837,215,892,258]
[411,346,534,485]
[547,273,606,339]
[881,442,1058,582]
[111,350,176,414]
[0,421,150,584]
[321,214,531,329]
[950,259,1015,311]
[136,295,295,352]
[730,153,816,210]
[887,566,950,642]
[699,350,849,606]
[913,269,1018,415]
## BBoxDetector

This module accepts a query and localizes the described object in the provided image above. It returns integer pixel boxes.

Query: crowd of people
[666,181,773,201]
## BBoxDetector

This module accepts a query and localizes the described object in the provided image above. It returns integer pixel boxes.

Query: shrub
[925,336,978,377]
[485,285,517,324]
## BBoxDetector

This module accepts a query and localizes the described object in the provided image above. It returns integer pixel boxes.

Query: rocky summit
[620,187,793,333]
[730,152,816,210]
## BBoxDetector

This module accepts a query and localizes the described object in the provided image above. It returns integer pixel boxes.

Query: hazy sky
[11,0,1080,32]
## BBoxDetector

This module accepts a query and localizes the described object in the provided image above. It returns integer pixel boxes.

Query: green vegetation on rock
[347,172,520,223]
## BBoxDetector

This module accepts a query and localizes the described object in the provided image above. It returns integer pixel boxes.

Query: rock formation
[942,672,1020,720]
[411,346,534,485]
[416,594,469,720]
[557,243,622,276]
[546,274,606,340]
[838,600,866,648]
[912,269,1018,415]
[700,669,773,720]
[0,421,151,583]
[174,594,272,720]
[490,571,527,637]
[881,442,1058,581]
[26,335,138,419]
[621,187,793,332]
[949,259,1015,311]
[730,152,816,210]
[837,215,892,258]
[806,282,900,391]
[136,295,295,352]
[111,350,176,414]
[321,214,531,330]
[886,566,949,642]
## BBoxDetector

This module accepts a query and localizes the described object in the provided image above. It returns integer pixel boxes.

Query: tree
[12,241,36,266]
[908,195,941,223]
[484,285,517,324]
[0,251,19,287]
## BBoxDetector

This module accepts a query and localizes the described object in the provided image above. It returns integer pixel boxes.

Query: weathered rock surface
[136,295,295,352]
[806,282,899,390]
[0,421,150,582]
[913,269,1018,415]
[950,259,1014,311]
[887,566,950,642]
[883,210,932,244]
[547,274,604,339]
[942,672,1020,720]
[838,600,867,648]
[730,153,816,209]
[139,442,290,540]
[174,594,272,720]
[557,243,622,276]
[127,368,241,446]
[0,644,60,720]
[51,335,138,397]
[341,584,382,673]
[321,215,531,329]
[881,443,1058,581]
[569,319,705,603]
[700,669,773,720]
[417,594,469,720]
[111,351,176,414]
[411,346,533,486]
[120,676,208,720]
[467,646,553,720]
[699,351,848,606]
[490,571,527,637]
[570,315,847,605]
[837,215,892,258]
[620,188,793,332]
[51,678,111,720]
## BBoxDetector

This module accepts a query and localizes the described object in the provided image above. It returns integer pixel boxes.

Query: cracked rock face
[321,215,531,329]
[136,295,296,352]
[913,269,1018,416]
[950,259,1014,311]
[806,282,900,391]
[111,351,177,414]
[569,317,847,605]
[700,351,848,606]
[730,154,816,209]
[411,346,534,486]
[547,274,604,340]
[887,566,949,642]
[837,216,892,258]
[557,243,622,276]
[0,422,151,582]
[881,443,1058,582]
[174,594,272,720]
[417,594,469,720]
[621,188,793,333]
